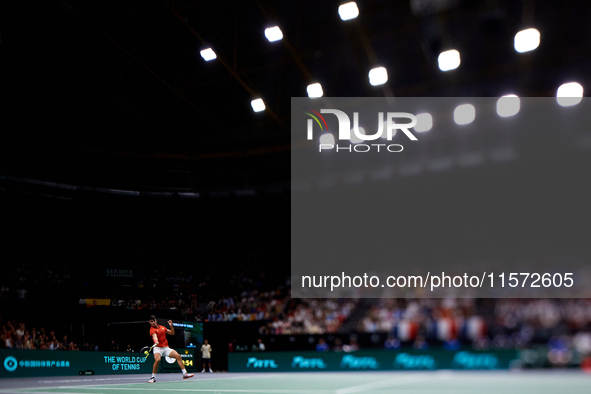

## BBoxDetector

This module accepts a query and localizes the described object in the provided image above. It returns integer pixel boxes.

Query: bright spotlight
[307,83,324,98]
[251,98,266,112]
[350,127,366,144]
[438,49,461,71]
[200,48,217,61]
[414,113,433,132]
[338,2,359,21]
[514,28,540,53]
[496,95,520,117]
[454,104,475,125]
[556,82,583,107]
[368,67,388,86]
[265,26,283,42]
[320,133,335,145]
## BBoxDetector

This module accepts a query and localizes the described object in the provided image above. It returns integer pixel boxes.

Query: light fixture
[320,133,335,145]
[338,2,359,21]
[307,83,324,98]
[496,95,520,117]
[414,113,433,132]
[251,98,266,112]
[454,104,475,125]
[514,28,540,53]
[200,48,217,61]
[556,82,583,107]
[368,67,388,86]
[438,49,461,71]
[264,26,283,42]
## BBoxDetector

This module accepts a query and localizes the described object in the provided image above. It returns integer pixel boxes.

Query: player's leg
[169,349,194,379]
[150,353,161,383]
[208,360,212,372]
[168,349,185,369]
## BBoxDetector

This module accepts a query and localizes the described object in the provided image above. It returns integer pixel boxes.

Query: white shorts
[154,346,174,358]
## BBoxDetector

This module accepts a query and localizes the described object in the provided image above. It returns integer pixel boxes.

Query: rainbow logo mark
[303,108,328,132]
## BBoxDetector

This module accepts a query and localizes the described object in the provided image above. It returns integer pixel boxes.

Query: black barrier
[0,349,152,378]
[229,349,519,372]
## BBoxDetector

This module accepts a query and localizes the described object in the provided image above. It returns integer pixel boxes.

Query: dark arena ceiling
[1,0,591,195]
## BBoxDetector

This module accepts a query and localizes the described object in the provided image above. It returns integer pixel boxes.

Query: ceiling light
[265,26,283,42]
[251,98,266,112]
[438,49,461,71]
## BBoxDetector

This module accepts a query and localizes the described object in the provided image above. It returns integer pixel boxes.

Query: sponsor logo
[452,352,498,369]
[246,357,278,368]
[3,356,71,371]
[340,355,379,369]
[291,356,327,369]
[105,269,134,278]
[393,353,436,369]
[304,108,418,153]
[4,356,17,372]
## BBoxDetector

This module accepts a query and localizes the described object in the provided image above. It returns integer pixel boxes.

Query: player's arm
[152,333,159,346]
[166,320,175,335]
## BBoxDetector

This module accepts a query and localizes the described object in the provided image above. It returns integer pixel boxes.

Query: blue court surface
[0,371,590,394]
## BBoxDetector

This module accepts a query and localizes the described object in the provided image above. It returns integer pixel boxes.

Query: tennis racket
[140,344,156,360]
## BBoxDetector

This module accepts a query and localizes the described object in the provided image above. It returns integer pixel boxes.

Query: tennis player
[148,315,194,383]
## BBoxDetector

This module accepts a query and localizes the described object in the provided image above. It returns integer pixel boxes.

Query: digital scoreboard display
[171,321,203,349]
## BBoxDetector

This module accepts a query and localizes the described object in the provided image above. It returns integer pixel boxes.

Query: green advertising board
[228,349,518,372]
[0,349,153,378]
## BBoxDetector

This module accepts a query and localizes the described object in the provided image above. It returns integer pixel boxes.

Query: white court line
[50,389,333,393]
[1,374,266,394]
[335,376,424,394]
[10,391,93,394]
[36,377,147,383]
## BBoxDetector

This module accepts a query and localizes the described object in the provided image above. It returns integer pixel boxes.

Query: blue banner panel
[0,349,153,378]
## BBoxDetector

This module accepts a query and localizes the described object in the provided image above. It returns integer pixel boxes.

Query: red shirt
[149,325,169,348]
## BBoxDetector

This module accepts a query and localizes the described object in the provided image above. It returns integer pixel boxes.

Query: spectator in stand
[2,333,10,349]
[24,336,34,349]
[15,323,25,338]
[384,335,401,350]
[413,335,429,350]
[316,338,329,352]
[60,335,69,350]
[34,334,43,349]
[343,337,359,352]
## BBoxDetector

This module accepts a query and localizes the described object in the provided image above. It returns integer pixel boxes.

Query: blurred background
[1,0,591,373]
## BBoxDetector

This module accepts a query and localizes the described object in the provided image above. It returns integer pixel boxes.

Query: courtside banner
[229,349,518,372]
[0,349,152,378]
[291,97,591,298]
[159,348,198,373]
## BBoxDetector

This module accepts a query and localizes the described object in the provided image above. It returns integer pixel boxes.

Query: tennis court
[1,371,590,394]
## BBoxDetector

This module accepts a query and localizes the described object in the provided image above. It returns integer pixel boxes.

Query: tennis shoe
[148,377,155,383]
[183,373,194,379]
